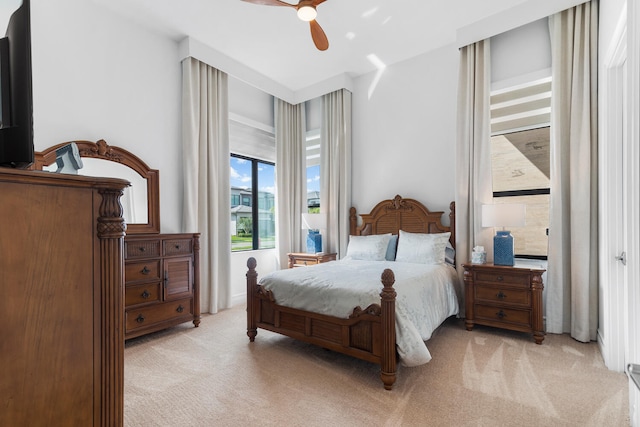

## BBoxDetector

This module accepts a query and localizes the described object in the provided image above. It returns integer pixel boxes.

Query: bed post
[349,207,357,235]
[380,268,397,390]
[246,257,257,342]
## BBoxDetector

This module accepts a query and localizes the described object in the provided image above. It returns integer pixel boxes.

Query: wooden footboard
[246,257,398,390]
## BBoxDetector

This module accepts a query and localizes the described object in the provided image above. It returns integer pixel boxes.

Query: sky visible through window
[230,157,319,193]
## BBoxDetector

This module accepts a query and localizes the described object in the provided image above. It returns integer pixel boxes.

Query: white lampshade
[297,6,317,21]
[301,213,327,231]
[482,204,526,228]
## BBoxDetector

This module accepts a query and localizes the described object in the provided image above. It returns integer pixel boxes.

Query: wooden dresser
[463,263,545,344]
[0,168,127,426]
[124,233,201,339]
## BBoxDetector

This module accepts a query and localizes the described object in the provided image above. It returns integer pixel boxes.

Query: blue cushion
[385,235,398,261]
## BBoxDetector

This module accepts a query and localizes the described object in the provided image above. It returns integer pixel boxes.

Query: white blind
[229,115,275,163]
[490,76,551,135]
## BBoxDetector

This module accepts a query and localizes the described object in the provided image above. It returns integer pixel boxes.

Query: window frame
[230,153,275,252]
[490,127,550,260]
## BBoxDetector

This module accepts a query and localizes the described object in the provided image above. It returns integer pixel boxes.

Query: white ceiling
[91,0,580,93]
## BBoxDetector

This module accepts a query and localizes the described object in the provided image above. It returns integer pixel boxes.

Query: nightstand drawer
[475,285,530,306]
[475,304,531,328]
[475,271,530,286]
[288,252,337,268]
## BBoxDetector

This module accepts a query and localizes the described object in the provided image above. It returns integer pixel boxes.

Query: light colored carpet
[124,305,629,426]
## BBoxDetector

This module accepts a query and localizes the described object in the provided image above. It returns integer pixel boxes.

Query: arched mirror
[33,139,160,234]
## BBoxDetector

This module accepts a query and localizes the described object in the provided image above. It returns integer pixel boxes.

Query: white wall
[351,44,458,222]
[31,0,183,233]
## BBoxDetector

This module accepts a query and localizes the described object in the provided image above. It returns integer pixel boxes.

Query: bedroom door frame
[599,3,628,374]
[626,0,640,423]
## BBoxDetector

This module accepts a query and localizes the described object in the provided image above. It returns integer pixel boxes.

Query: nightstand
[463,263,545,344]
[287,252,337,268]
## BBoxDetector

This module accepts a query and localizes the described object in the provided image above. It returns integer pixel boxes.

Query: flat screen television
[0,0,33,168]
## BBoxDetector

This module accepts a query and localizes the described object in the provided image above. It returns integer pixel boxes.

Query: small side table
[287,252,337,268]
[463,262,545,344]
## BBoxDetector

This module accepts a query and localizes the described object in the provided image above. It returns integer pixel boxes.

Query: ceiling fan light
[297,6,317,22]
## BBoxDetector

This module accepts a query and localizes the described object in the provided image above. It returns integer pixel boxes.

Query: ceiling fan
[241,0,329,51]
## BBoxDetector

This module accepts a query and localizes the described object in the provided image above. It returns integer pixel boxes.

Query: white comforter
[259,259,459,367]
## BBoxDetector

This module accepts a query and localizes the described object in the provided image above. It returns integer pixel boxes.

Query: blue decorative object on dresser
[302,212,327,254]
[493,230,514,266]
[306,230,323,253]
[482,203,526,266]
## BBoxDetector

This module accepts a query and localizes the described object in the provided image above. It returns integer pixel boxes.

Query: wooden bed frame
[246,195,455,390]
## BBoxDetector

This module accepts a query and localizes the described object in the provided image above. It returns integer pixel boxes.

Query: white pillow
[395,230,451,265]
[344,233,392,261]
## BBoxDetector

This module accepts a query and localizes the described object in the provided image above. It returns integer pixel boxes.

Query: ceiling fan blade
[311,0,327,6]
[241,0,295,7]
[309,20,329,51]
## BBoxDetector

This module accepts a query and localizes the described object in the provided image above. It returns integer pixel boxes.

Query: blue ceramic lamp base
[306,230,323,253]
[493,230,514,266]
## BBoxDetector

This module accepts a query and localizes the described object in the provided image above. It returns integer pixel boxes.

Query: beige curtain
[320,89,352,258]
[181,57,231,314]
[455,39,493,312]
[274,98,306,269]
[547,1,598,342]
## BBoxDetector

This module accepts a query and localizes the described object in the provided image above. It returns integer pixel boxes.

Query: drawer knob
[136,314,145,323]
[138,247,145,252]
[496,291,507,299]
[176,305,184,313]
[141,290,150,299]
[497,275,504,282]
[496,310,506,319]
[141,266,151,275]
[175,244,180,249]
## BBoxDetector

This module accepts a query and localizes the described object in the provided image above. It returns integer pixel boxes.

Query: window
[306,128,320,213]
[230,154,275,251]
[490,77,551,258]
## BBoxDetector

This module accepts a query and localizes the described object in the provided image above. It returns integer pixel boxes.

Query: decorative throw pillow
[385,234,398,261]
[395,230,451,265]
[445,241,456,266]
[344,233,392,261]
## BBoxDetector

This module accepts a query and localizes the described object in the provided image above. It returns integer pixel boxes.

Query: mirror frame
[33,139,160,235]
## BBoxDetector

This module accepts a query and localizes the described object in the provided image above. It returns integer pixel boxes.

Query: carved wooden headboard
[349,195,456,248]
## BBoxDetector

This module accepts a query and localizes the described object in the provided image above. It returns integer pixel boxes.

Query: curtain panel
[547,0,599,341]
[320,89,352,258]
[455,39,494,311]
[274,98,306,269]
[181,57,232,314]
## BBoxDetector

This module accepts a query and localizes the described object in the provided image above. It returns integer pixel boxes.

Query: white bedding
[258,259,460,367]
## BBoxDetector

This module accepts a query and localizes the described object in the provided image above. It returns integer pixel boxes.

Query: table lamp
[481,204,526,266]
[301,213,327,253]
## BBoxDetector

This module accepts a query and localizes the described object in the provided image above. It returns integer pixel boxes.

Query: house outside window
[490,77,551,258]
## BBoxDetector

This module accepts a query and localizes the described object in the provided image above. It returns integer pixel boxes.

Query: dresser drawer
[125,282,161,306]
[125,298,193,332]
[125,239,161,259]
[163,239,193,256]
[475,271,530,286]
[475,285,530,306]
[475,304,532,328]
[125,260,161,283]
